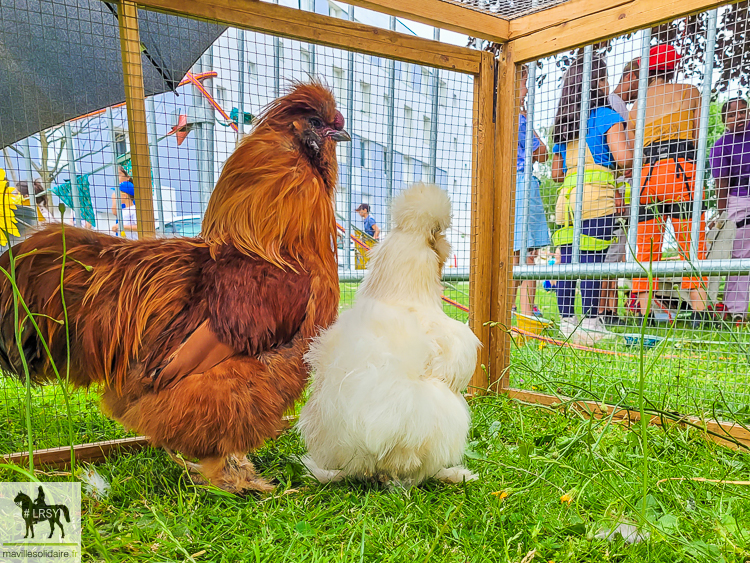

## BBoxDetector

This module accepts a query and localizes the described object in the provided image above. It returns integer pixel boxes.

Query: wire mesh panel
[0,1,477,454]
[441,0,569,19]
[509,3,750,421]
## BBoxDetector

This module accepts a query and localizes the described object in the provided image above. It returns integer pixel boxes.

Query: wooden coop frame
[5,0,750,468]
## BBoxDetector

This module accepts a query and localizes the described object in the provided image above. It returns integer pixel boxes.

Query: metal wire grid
[0,4,477,453]
[510,5,750,420]
[438,0,569,20]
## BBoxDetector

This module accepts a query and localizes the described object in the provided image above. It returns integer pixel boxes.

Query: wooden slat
[344,0,509,43]
[134,0,482,74]
[3,437,151,469]
[488,44,518,392]
[509,0,737,63]
[506,388,750,451]
[118,0,156,238]
[468,51,496,395]
[1,417,298,469]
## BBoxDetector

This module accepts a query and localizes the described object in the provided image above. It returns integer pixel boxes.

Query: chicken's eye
[309,117,324,128]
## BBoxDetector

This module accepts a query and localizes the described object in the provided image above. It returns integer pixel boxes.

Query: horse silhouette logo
[13,486,71,539]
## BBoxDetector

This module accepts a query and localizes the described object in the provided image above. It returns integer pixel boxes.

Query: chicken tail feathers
[0,225,110,386]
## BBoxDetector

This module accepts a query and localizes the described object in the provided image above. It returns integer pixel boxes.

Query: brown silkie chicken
[0,82,349,492]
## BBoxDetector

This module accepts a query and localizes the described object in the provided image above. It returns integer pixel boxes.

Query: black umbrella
[0,0,226,148]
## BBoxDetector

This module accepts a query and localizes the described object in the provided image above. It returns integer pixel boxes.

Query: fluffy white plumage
[298,183,481,485]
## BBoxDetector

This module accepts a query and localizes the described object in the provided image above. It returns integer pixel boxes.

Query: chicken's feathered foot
[166,450,274,493]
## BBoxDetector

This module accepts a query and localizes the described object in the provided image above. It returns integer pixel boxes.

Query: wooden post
[118,0,156,238]
[489,43,518,392]
[468,51,496,394]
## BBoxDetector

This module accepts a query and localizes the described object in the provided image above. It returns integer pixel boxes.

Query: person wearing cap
[627,44,707,326]
[710,97,750,322]
[356,203,380,241]
[111,166,138,240]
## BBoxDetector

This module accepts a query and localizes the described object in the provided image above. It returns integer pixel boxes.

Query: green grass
[4,394,750,562]
[6,280,750,561]
[511,285,750,422]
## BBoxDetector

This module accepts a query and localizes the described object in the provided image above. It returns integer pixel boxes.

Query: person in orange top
[627,44,707,325]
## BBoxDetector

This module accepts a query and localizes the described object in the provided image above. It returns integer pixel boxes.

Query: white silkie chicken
[298,183,480,486]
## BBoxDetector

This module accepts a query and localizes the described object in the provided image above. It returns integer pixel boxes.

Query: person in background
[710,97,750,323]
[627,44,707,327]
[513,64,550,318]
[608,59,640,120]
[355,203,380,241]
[16,179,49,222]
[600,59,641,326]
[111,166,138,239]
[551,53,633,344]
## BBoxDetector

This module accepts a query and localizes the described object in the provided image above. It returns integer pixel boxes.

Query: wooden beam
[134,0,483,74]
[3,437,151,469]
[1,417,298,470]
[468,51,496,395]
[118,0,156,238]
[509,0,736,63]
[343,0,509,43]
[488,44,518,393]
[506,388,750,451]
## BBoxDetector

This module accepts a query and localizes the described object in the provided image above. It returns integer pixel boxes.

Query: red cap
[648,44,681,71]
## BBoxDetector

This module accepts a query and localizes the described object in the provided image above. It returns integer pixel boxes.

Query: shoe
[690,311,707,330]
[559,316,614,345]
[558,317,579,339]
[710,303,729,322]
[580,316,616,340]
[601,311,626,327]
[733,314,746,327]
[533,306,543,318]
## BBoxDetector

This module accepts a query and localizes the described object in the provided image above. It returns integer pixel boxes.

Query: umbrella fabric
[0,0,225,148]
[52,174,96,226]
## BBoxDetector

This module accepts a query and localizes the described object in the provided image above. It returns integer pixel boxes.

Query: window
[404,106,413,138]
[422,67,429,86]
[403,156,414,183]
[301,48,311,76]
[248,61,257,81]
[360,82,371,115]
[439,80,448,107]
[453,93,458,107]
[411,65,421,92]
[114,128,128,157]
[302,0,315,10]
[329,4,344,18]
[333,66,344,101]
[360,140,368,168]
[452,136,459,153]
[383,92,390,109]
[423,116,431,144]
[215,86,226,108]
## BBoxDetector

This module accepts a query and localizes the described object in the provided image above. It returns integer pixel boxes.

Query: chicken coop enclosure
[3,0,750,464]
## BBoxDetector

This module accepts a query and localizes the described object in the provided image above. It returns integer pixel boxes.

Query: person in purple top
[710,97,750,321]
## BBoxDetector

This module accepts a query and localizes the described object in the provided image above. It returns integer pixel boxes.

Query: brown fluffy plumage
[0,82,347,492]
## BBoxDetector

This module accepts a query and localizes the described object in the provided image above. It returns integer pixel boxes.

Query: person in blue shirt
[550,53,632,343]
[356,203,380,240]
[514,64,550,319]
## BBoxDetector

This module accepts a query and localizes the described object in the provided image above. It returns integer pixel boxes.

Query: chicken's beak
[329,129,351,142]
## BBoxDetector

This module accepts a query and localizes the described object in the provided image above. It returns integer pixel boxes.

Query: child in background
[710,97,750,322]
[513,64,550,318]
[111,166,137,240]
[551,53,633,344]
[627,44,707,326]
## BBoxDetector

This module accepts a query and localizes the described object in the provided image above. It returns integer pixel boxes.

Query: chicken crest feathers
[201,81,339,269]
[391,183,452,235]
